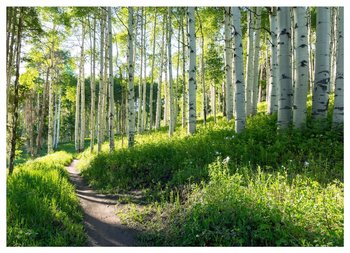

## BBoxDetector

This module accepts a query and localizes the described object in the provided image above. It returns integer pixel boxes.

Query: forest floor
[65,159,139,246]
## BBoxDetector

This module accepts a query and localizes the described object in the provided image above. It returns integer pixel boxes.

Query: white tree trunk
[108,7,115,152]
[232,7,246,133]
[333,7,343,125]
[138,9,143,132]
[312,7,331,119]
[245,10,254,116]
[168,7,175,136]
[97,14,105,152]
[155,15,165,130]
[267,9,278,114]
[252,7,262,115]
[90,16,96,152]
[210,84,216,123]
[224,7,233,120]
[292,7,309,128]
[181,13,187,128]
[188,7,196,134]
[149,10,157,130]
[277,7,292,129]
[142,9,147,131]
[79,20,86,152]
[127,7,135,148]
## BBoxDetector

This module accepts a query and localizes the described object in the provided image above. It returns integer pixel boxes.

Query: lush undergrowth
[7,151,86,246]
[77,99,343,246]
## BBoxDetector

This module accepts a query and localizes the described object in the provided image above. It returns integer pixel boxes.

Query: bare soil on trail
[66,159,139,246]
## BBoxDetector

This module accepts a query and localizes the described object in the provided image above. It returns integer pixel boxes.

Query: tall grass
[7,151,86,246]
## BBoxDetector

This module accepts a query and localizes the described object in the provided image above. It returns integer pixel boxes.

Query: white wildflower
[304,161,309,167]
[223,156,230,165]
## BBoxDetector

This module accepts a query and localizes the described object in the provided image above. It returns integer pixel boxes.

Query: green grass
[77,97,343,246]
[7,151,87,246]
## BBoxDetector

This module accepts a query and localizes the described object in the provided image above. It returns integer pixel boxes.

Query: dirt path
[66,159,138,246]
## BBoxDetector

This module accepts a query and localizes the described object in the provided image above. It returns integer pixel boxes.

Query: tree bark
[332,7,343,125]
[232,7,246,133]
[252,7,262,115]
[8,7,22,174]
[79,20,86,152]
[245,10,254,116]
[277,7,293,129]
[267,8,278,114]
[168,7,175,136]
[108,7,115,152]
[97,12,105,152]
[90,16,96,152]
[188,7,196,134]
[155,15,165,130]
[224,7,233,120]
[127,7,135,148]
[149,10,157,130]
[312,7,331,119]
[292,7,309,128]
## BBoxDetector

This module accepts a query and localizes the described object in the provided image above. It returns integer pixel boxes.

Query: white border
[1,1,348,252]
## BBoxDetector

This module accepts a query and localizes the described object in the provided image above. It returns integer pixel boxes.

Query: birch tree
[90,16,96,152]
[79,20,86,152]
[245,10,254,116]
[267,8,278,114]
[97,12,105,152]
[127,7,135,147]
[332,7,343,125]
[292,7,309,128]
[168,7,175,136]
[277,7,292,129]
[142,9,147,131]
[108,7,115,152]
[155,15,165,130]
[312,7,331,119]
[224,7,233,120]
[188,7,196,134]
[232,7,246,133]
[251,7,262,115]
[149,10,157,130]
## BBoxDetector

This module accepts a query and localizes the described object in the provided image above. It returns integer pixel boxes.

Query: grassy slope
[7,151,87,246]
[77,99,343,246]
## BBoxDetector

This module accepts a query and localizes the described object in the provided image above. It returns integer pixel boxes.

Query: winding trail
[66,159,138,246]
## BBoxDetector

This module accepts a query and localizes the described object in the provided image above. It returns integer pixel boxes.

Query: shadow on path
[66,159,139,246]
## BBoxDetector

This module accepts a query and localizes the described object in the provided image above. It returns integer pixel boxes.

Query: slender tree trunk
[267,9,278,114]
[199,16,206,125]
[36,67,50,155]
[149,10,157,130]
[127,7,135,147]
[142,9,147,131]
[232,7,246,133]
[312,7,331,119]
[277,7,292,129]
[164,41,168,127]
[90,16,96,152]
[252,7,262,115]
[168,7,175,136]
[292,7,309,128]
[245,10,254,116]
[138,8,143,132]
[97,13,105,152]
[79,20,86,152]
[181,13,187,128]
[330,7,338,93]
[308,8,314,95]
[55,85,61,149]
[224,7,233,120]
[8,7,22,174]
[211,84,216,123]
[188,7,196,134]
[155,15,165,130]
[108,7,115,152]
[332,7,343,125]
[48,23,56,154]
